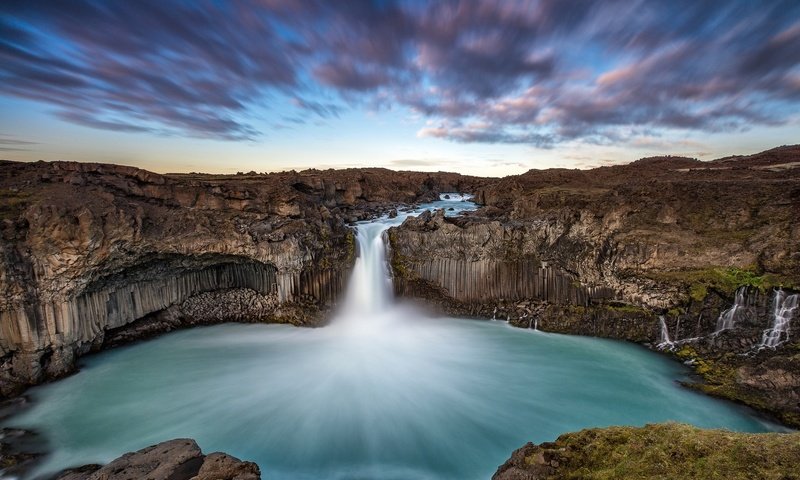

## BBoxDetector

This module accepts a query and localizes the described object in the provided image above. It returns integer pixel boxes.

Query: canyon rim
[2,1,800,479]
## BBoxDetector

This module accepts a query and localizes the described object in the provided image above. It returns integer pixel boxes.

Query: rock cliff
[0,160,483,396]
[388,145,800,426]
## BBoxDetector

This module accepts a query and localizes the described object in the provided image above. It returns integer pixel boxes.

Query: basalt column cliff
[389,146,800,426]
[0,161,482,396]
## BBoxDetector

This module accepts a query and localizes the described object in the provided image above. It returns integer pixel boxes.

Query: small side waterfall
[657,315,673,349]
[760,290,799,348]
[714,287,746,333]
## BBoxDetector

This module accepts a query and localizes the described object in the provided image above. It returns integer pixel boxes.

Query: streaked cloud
[1,0,798,149]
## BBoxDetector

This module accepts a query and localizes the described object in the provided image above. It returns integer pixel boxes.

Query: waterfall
[339,192,477,321]
[714,287,746,333]
[342,222,394,315]
[657,315,673,349]
[760,290,799,348]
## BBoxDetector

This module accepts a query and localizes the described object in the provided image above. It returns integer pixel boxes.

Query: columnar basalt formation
[389,146,800,426]
[0,160,484,396]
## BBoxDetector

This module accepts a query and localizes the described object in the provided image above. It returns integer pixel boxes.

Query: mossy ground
[646,266,799,301]
[674,345,800,428]
[524,423,800,480]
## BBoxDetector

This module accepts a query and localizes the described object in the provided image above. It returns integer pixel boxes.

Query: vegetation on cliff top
[495,423,800,480]
[646,266,798,301]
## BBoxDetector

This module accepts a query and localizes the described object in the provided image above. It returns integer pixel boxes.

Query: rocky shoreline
[1,146,799,478]
[54,438,260,480]
[387,146,800,428]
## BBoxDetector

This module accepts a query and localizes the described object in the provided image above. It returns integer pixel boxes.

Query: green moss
[689,283,708,302]
[386,230,414,279]
[673,346,735,385]
[604,304,650,314]
[647,266,783,301]
[517,423,800,480]
[671,346,800,427]
[674,345,697,360]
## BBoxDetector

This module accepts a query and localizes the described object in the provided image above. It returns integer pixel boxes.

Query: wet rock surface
[0,427,45,479]
[54,438,260,480]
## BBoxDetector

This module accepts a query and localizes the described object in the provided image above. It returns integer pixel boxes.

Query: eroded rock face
[0,161,485,396]
[55,438,260,480]
[388,146,800,426]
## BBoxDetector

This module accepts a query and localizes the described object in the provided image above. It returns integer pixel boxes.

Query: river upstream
[5,195,783,479]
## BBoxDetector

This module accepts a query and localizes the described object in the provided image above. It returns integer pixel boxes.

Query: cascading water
[715,287,747,333]
[657,315,674,349]
[760,290,799,348]
[342,222,393,315]
[4,193,787,480]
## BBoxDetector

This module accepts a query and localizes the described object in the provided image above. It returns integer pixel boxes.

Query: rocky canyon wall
[388,146,800,426]
[0,160,484,396]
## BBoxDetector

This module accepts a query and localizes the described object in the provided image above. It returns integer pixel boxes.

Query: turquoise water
[10,316,782,479]
[5,195,787,478]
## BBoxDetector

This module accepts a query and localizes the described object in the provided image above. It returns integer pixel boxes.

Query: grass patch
[517,423,800,480]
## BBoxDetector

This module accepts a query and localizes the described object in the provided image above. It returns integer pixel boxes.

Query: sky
[1,1,799,177]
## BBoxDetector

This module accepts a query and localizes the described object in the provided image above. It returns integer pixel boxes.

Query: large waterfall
[340,194,475,320]
[342,222,394,315]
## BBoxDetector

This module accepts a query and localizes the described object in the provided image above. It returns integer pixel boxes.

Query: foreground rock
[493,423,800,480]
[56,438,259,480]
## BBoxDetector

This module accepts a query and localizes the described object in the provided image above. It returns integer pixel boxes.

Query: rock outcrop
[388,146,800,426]
[1,145,799,433]
[55,438,260,480]
[492,423,800,480]
[0,160,484,396]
